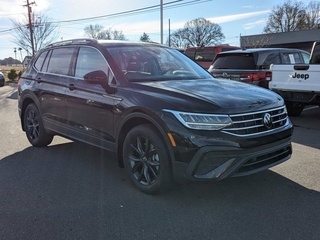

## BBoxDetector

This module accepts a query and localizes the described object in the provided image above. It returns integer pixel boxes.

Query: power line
[49,0,183,24]
[48,0,211,24]
[0,27,21,34]
[0,0,211,35]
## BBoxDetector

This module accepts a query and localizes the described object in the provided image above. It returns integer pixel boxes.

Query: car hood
[132,78,283,113]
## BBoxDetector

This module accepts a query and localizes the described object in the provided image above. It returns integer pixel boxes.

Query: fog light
[195,153,231,175]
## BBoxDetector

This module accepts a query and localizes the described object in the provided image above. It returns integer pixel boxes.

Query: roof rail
[46,38,98,48]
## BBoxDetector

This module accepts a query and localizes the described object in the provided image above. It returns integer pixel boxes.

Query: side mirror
[83,70,117,94]
[84,70,107,84]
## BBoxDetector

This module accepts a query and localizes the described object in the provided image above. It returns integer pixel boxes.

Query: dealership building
[240,29,320,52]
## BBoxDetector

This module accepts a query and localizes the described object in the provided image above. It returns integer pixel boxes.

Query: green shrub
[7,69,18,81]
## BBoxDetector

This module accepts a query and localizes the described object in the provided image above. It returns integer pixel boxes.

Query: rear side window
[184,50,195,59]
[301,52,310,63]
[34,51,48,71]
[194,49,215,62]
[282,52,302,64]
[47,47,75,75]
[212,54,255,69]
[260,53,281,69]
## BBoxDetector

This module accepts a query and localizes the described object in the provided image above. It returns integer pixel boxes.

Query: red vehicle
[184,45,240,69]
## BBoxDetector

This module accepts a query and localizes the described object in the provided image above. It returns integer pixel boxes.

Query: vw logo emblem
[263,113,273,129]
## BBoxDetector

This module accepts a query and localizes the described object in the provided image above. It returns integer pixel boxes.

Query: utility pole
[24,0,36,56]
[160,0,163,44]
[168,19,171,47]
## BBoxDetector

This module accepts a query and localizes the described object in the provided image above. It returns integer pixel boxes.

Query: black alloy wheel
[123,124,173,194]
[24,103,53,147]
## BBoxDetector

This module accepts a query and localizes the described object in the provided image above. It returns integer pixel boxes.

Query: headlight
[164,110,233,130]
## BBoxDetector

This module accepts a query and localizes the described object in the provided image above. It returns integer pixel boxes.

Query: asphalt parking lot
[0,84,319,240]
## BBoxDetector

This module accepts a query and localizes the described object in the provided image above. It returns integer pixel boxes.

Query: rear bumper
[172,137,292,183]
[273,90,320,105]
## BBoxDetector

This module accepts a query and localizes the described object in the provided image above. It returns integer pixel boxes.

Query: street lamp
[18,48,23,62]
[14,48,17,66]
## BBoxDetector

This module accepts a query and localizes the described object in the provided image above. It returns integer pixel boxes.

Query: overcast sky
[0,0,312,60]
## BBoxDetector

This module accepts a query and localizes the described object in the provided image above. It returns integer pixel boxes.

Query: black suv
[208,48,310,88]
[18,39,293,194]
[0,71,5,87]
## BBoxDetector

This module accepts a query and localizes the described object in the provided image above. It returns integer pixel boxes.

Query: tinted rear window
[47,47,75,75]
[212,54,255,69]
[184,50,195,59]
[194,49,215,62]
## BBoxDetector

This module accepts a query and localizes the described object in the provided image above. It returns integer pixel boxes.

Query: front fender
[114,109,175,168]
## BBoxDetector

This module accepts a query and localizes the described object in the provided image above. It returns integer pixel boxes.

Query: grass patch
[0,65,25,82]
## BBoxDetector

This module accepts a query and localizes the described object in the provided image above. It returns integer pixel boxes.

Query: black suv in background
[18,39,293,194]
[0,71,5,87]
[208,48,310,88]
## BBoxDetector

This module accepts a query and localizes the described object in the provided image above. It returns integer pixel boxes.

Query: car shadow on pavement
[291,125,320,149]
[0,141,319,240]
[7,90,18,100]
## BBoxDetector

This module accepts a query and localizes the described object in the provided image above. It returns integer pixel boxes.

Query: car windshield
[106,45,213,82]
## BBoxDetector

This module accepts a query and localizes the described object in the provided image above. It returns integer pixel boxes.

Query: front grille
[222,106,288,136]
[236,145,292,173]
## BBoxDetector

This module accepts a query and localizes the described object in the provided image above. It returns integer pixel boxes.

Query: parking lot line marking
[303,106,319,111]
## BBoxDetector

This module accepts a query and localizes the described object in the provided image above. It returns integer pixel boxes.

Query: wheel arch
[19,92,41,131]
[115,111,175,169]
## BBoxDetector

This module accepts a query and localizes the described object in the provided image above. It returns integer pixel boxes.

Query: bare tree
[264,0,320,33]
[240,35,273,48]
[302,1,320,29]
[167,18,224,47]
[109,29,126,40]
[84,24,104,39]
[11,12,58,55]
[167,29,188,48]
[84,25,126,40]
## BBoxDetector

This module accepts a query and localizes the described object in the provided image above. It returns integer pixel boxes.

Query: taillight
[265,71,272,81]
[240,72,272,82]
[239,73,259,82]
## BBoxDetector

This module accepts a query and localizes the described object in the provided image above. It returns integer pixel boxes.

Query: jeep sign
[291,72,309,80]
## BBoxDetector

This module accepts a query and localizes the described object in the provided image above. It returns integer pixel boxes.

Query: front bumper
[172,137,292,183]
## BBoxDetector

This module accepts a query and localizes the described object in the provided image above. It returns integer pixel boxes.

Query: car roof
[98,40,165,48]
[217,47,309,55]
[45,38,166,49]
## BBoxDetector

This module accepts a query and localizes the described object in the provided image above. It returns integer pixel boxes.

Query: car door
[65,46,118,151]
[33,47,75,136]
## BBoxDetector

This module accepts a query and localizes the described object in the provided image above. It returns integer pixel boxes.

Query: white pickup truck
[269,42,320,116]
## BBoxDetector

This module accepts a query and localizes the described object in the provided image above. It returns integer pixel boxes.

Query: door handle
[36,78,42,83]
[68,84,76,91]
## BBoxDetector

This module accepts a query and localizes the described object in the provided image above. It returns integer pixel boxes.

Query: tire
[286,102,304,117]
[24,103,53,147]
[122,124,173,194]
